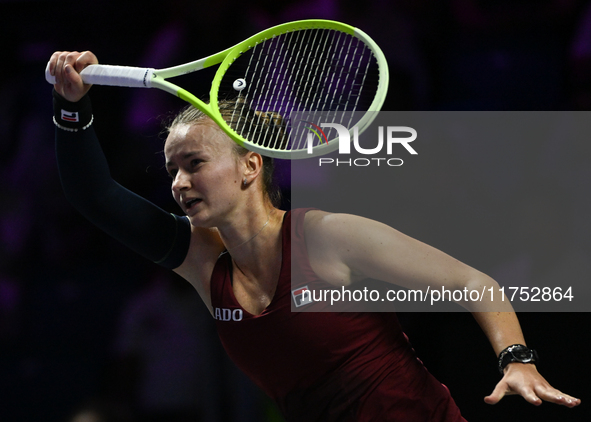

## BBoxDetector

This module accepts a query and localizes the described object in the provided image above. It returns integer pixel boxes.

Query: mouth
[184,198,202,211]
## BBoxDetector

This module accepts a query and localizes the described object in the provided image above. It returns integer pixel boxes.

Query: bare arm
[306,211,580,407]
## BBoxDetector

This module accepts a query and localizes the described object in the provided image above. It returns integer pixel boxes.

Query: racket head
[203,20,389,159]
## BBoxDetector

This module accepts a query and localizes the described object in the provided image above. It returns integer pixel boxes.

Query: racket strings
[219,27,380,152]
[240,37,289,150]
[296,29,341,148]
[266,30,302,150]
[253,30,298,150]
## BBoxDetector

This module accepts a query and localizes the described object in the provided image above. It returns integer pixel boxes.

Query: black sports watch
[498,344,538,374]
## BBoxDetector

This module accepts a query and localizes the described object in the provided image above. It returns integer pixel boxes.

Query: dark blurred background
[1,0,590,421]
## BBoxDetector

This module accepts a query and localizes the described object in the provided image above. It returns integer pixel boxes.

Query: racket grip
[45,63,155,88]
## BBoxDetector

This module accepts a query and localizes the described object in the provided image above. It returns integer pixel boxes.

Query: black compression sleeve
[54,95,190,269]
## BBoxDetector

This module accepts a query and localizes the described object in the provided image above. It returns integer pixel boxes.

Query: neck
[221,207,285,281]
[218,206,283,256]
[226,209,272,252]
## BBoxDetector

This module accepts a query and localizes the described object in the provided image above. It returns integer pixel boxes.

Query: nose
[171,170,191,192]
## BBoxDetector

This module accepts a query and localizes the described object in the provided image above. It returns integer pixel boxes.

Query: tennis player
[48,51,580,421]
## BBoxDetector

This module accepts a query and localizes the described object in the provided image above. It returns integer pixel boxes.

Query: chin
[188,214,207,228]
[187,211,217,229]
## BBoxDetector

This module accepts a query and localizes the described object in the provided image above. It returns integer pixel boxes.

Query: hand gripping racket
[46,20,389,159]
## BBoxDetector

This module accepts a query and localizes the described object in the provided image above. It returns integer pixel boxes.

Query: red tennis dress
[211,208,467,421]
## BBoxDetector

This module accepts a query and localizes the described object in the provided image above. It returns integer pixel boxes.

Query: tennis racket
[46,19,389,159]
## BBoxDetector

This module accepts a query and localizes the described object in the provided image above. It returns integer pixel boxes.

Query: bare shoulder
[302,210,337,251]
[303,211,382,286]
[173,222,226,312]
[303,210,389,247]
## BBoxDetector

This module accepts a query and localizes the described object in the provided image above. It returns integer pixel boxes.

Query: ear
[242,151,264,185]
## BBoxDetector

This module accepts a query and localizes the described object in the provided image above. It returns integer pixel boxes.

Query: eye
[190,159,203,169]
[167,168,178,179]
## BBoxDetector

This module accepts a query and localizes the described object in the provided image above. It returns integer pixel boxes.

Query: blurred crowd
[1,0,590,421]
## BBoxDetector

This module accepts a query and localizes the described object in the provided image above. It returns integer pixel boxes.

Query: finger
[54,52,67,85]
[55,51,76,86]
[64,63,83,86]
[63,52,84,85]
[535,387,581,408]
[74,50,98,74]
[48,51,62,77]
[520,389,543,406]
[484,381,509,405]
[505,380,543,406]
[63,52,80,74]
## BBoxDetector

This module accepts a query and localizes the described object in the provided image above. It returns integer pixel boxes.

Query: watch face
[510,346,533,362]
[500,345,537,373]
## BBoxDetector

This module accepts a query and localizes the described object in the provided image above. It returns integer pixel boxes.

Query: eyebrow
[165,151,202,169]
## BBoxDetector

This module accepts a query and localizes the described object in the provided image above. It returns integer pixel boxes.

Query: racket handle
[45,63,155,88]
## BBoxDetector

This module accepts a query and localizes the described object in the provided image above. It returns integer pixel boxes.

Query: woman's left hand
[485,363,581,407]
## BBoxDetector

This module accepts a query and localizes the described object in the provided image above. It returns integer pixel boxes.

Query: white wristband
[53,115,94,132]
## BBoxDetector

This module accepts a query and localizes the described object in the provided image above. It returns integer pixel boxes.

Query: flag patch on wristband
[61,110,79,123]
